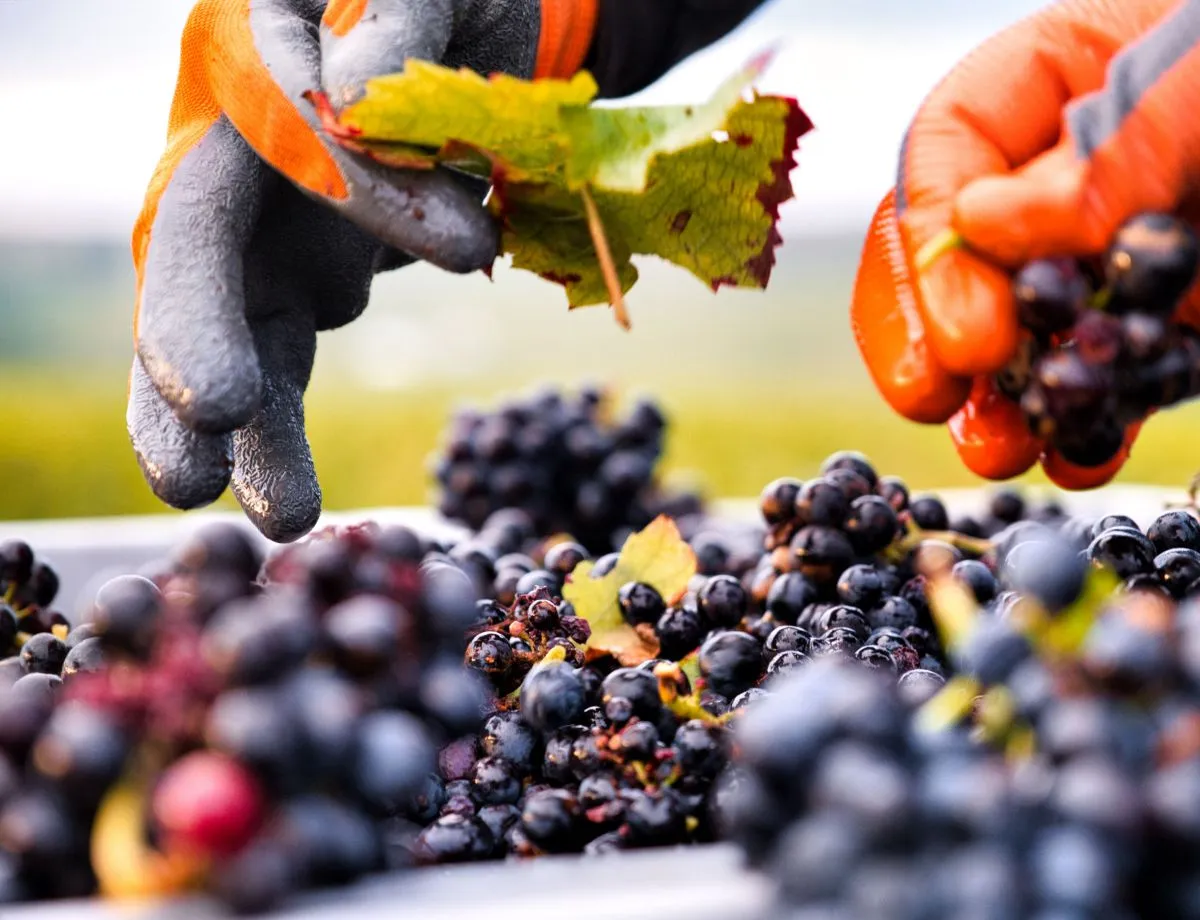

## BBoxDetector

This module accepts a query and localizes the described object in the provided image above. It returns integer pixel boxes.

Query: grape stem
[883,518,994,564]
[914,227,965,272]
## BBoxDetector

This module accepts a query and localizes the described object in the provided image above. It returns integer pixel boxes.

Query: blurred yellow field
[3,366,1200,522]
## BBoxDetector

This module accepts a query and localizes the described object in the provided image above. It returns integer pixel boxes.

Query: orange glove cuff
[535,0,598,79]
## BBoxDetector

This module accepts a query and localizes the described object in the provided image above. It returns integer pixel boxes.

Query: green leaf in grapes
[310,52,810,328]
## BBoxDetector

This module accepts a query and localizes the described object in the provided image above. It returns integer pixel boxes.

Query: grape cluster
[431,386,703,552]
[0,539,64,664]
[0,521,495,913]
[1000,212,1200,467]
[9,395,1200,919]
[724,503,1200,919]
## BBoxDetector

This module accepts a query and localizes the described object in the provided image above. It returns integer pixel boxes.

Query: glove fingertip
[233,480,322,544]
[947,379,1042,481]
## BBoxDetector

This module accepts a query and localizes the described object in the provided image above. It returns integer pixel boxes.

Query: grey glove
[129,0,540,542]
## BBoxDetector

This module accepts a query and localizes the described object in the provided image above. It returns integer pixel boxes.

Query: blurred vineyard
[2,234,1200,522]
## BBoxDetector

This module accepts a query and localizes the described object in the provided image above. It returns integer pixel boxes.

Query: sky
[0,0,1048,241]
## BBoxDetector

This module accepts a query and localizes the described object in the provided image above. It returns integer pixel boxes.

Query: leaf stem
[580,185,631,331]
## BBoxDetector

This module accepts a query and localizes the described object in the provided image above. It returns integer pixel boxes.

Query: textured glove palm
[130,0,554,542]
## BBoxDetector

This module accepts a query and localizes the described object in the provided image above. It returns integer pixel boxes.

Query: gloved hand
[129,0,596,542]
[851,0,1200,490]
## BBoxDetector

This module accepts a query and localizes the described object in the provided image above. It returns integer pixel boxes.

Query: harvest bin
[0,484,1185,920]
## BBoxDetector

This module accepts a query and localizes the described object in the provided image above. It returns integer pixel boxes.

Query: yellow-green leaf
[321,53,810,315]
[563,515,696,665]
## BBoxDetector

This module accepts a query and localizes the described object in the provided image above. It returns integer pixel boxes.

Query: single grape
[1013,257,1088,337]
[759,477,803,526]
[617,581,666,626]
[820,450,878,489]
[697,575,748,629]
[766,572,818,625]
[1105,212,1200,315]
[836,564,885,611]
[521,663,586,733]
[90,575,163,658]
[654,605,705,661]
[19,634,66,676]
[909,495,950,531]
[1148,511,1200,554]
[794,478,849,528]
[698,631,763,700]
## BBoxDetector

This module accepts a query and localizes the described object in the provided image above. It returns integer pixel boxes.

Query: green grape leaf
[311,52,810,326]
[561,515,696,666]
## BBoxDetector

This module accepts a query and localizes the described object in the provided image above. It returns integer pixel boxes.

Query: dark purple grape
[1005,537,1088,611]
[868,596,919,632]
[521,663,586,733]
[654,605,705,661]
[792,479,849,527]
[820,450,878,489]
[1155,548,1200,598]
[601,668,663,724]
[520,789,581,852]
[0,542,34,587]
[875,476,909,513]
[19,634,66,676]
[413,814,494,864]
[1012,257,1087,336]
[0,607,17,652]
[989,488,1026,525]
[1148,511,1200,554]
[813,605,869,641]
[824,468,872,503]
[691,533,731,577]
[766,650,808,677]
[1087,528,1157,581]
[697,575,748,629]
[544,542,588,578]
[617,582,665,626]
[1050,414,1127,469]
[466,631,513,681]
[1105,212,1199,315]
[759,478,803,527]
[515,569,560,597]
[89,575,163,658]
[909,495,950,532]
[896,668,945,706]
[470,756,522,806]
[789,527,855,587]
[764,624,811,662]
[854,644,895,671]
[1122,312,1171,361]
[844,496,900,555]
[952,559,998,604]
[698,631,763,700]
[60,638,105,679]
[766,572,818,625]
[836,564,885,611]
[352,712,436,815]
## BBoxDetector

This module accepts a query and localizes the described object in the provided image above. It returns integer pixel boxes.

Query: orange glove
[851,0,1200,490]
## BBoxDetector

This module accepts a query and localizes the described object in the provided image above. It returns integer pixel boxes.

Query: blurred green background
[3,235,1200,523]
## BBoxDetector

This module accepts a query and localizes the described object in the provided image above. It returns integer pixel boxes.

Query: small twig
[883,519,994,565]
[580,185,632,331]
